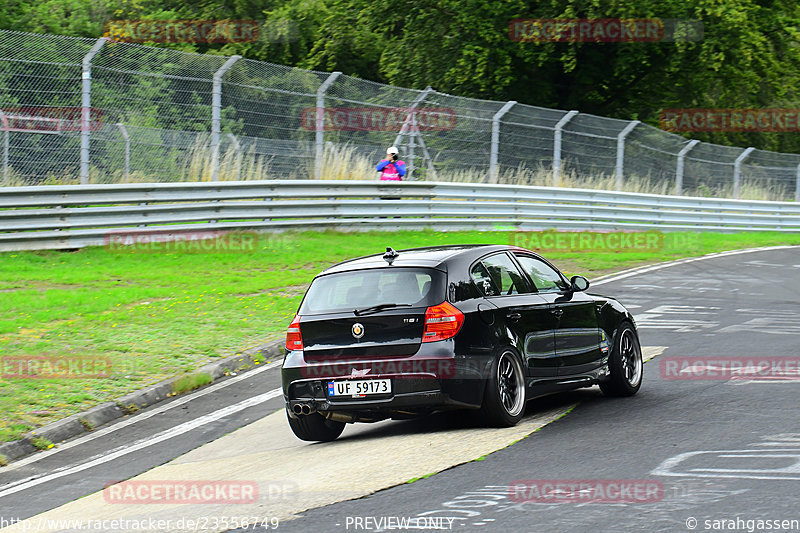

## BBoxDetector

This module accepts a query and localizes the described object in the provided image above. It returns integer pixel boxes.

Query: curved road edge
[0,339,284,465]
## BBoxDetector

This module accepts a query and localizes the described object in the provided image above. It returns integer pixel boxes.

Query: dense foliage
[2,0,799,152]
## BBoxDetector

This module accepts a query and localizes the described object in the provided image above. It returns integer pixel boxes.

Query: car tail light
[285,315,303,351]
[423,302,464,343]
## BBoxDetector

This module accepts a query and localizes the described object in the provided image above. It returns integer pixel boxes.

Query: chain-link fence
[2,29,799,200]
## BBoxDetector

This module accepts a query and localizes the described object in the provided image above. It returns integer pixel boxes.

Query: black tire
[600,322,643,397]
[286,410,345,442]
[479,349,527,427]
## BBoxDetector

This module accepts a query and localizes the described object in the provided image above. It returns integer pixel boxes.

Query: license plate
[327,379,392,397]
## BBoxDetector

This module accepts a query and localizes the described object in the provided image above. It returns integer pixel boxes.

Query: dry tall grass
[3,140,794,202]
[310,143,376,181]
[312,146,792,201]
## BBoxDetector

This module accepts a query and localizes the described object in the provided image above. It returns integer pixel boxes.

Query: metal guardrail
[1,180,799,251]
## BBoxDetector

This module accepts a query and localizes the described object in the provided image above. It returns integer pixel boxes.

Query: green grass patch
[406,472,437,483]
[30,436,54,450]
[0,229,799,442]
[172,372,213,395]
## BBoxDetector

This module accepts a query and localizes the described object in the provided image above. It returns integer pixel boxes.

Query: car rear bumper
[282,346,490,419]
[285,387,475,421]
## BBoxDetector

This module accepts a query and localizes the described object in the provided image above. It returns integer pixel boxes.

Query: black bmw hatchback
[282,244,642,441]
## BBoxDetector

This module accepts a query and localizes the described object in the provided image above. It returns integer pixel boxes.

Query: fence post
[2,128,7,185]
[675,139,700,195]
[393,86,433,179]
[315,71,341,179]
[116,123,130,182]
[796,163,800,203]
[489,101,516,184]
[615,120,640,190]
[80,37,106,185]
[0,111,8,185]
[210,55,241,181]
[228,133,241,180]
[552,110,578,186]
[733,147,755,199]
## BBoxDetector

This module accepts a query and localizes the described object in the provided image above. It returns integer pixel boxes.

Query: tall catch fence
[1,29,799,200]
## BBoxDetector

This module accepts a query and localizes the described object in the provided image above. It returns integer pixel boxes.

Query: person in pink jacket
[376,146,407,181]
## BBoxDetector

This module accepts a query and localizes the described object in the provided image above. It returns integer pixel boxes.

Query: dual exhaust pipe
[291,401,316,416]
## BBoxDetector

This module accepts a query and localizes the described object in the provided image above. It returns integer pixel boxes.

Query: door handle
[506,312,522,322]
[551,308,564,318]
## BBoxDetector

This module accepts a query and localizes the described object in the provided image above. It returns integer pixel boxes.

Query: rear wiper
[353,303,412,316]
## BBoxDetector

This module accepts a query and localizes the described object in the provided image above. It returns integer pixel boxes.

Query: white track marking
[635,305,720,332]
[0,388,282,498]
[592,245,800,286]
[718,317,800,335]
[1,360,283,473]
[652,448,800,481]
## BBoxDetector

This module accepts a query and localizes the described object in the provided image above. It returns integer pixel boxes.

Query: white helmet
[387,146,399,154]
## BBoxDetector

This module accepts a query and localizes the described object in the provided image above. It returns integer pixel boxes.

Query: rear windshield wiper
[353,303,412,316]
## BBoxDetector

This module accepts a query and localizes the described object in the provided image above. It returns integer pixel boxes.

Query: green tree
[3,0,800,152]
[307,0,800,151]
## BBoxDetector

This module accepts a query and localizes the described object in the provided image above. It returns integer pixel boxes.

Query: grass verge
[1,229,799,442]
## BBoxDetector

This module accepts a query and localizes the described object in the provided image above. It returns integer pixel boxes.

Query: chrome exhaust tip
[290,400,318,416]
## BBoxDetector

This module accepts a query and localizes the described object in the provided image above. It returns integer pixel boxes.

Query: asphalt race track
[1,246,799,533]
[272,247,800,532]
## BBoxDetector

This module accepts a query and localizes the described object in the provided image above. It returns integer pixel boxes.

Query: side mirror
[570,275,590,292]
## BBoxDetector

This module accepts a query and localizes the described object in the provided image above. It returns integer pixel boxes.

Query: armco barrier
[1,180,799,251]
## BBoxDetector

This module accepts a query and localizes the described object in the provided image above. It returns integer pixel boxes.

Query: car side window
[470,253,530,297]
[515,254,568,292]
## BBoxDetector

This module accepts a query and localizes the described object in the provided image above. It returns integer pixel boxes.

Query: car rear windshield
[299,268,446,315]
